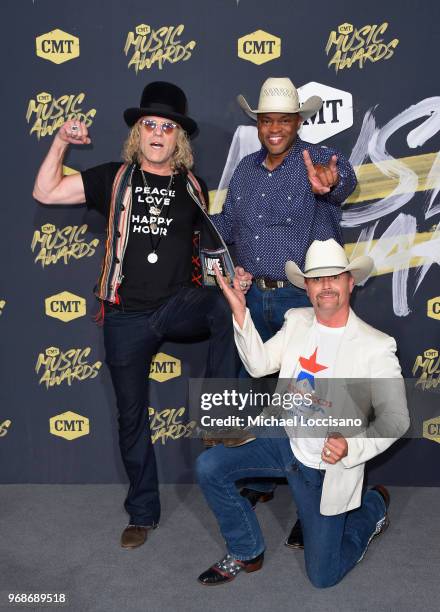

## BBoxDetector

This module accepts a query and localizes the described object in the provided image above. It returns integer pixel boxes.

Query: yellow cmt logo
[36,29,80,64]
[45,291,86,323]
[424,349,438,359]
[238,30,280,65]
[136,24,150,35]
[45,347,60,357]
[41,223,56,234]
[149,353,181,382]
[338,23,354,34]
[50,411,89,440]
[427,297,440,321]
[423,416,440,445]
[37,92,52,104]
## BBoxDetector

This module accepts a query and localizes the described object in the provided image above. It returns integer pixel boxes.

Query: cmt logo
[36,29,80,64]
[46,347,60,357]
[49,411,89,440]
[36,92,52,104]
[149,353,181,382]
[298,82,353,143]
[238,30,280,65]
[136,24,150,35]
[45,291,86,323]
[427,297,440,321]
[423,416,440,445]
[338,23,354,34]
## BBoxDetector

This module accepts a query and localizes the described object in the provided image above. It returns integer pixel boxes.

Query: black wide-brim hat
[124,81,197,136]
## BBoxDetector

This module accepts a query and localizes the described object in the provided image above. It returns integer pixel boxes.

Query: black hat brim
[124,107,197,136]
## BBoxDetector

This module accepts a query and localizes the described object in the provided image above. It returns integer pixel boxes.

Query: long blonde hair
[122,122,194,172]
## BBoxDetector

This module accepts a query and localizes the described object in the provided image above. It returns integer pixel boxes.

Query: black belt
[254,277,291,290]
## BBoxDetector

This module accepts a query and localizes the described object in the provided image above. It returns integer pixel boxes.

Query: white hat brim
[285,256,374,290]
[237,94,323,121]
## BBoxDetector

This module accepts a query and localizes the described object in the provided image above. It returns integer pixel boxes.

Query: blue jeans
[245,283,311,342]
[196,436,386,588]
[104,285,240,525]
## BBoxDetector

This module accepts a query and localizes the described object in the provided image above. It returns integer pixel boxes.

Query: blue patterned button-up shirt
[211,137,357,279]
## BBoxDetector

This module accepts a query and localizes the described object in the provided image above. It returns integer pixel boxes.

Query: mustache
[317,291,339,298]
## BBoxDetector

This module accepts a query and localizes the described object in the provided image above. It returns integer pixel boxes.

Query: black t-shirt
[81,162,203,310]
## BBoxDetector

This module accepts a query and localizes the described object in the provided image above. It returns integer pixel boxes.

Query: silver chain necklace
[140,168,174,264]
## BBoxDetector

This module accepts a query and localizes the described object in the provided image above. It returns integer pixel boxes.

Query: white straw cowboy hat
[238,77,322,121]
[285,239,374,290]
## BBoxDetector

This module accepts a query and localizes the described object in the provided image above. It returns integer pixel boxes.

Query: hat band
[304,265,346,274]
[140,101,181,114]
[258,105,300,113]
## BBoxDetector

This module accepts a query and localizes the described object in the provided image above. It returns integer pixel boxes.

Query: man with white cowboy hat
[210,77,358,542]
[196,239,409,587]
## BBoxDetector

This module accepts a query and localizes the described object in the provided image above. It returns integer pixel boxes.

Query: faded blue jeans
[196,436,386,588]
[245,282,311,343]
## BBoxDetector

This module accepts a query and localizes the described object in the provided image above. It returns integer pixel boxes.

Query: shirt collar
[255,136,303,170]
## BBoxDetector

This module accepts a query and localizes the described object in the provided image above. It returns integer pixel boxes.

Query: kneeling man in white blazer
[196,239,410,588]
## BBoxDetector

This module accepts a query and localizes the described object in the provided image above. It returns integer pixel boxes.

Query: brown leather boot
[120,525,153,549]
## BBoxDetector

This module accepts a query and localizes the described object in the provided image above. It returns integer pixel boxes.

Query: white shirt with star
[289,323,345,469]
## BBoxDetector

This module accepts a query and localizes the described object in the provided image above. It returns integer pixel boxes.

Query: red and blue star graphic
[297,348,327,389]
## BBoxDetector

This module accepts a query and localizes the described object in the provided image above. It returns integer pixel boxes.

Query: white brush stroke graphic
[343,97,440,227]
[215,97,440,317]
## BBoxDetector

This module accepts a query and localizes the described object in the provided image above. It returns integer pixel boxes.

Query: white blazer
[233,307,410,516]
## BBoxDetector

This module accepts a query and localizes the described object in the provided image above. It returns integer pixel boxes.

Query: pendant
[150,223,157,231]
[147,252,158,264]
[149,206,161,215]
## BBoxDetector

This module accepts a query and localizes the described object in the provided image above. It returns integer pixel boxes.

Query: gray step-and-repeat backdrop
[1,0,439,485]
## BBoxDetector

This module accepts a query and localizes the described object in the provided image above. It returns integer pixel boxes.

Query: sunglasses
[140,119,178,134]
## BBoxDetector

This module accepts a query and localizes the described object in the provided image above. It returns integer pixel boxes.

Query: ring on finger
[239,281,247,289]
[324,448,331,457]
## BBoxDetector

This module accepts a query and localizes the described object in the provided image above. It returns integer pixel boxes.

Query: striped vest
[95,163,208,303]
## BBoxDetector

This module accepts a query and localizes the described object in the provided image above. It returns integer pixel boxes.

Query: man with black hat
[33,81,245,549]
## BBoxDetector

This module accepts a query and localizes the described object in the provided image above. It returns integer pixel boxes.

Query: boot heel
[244,556,264,573]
